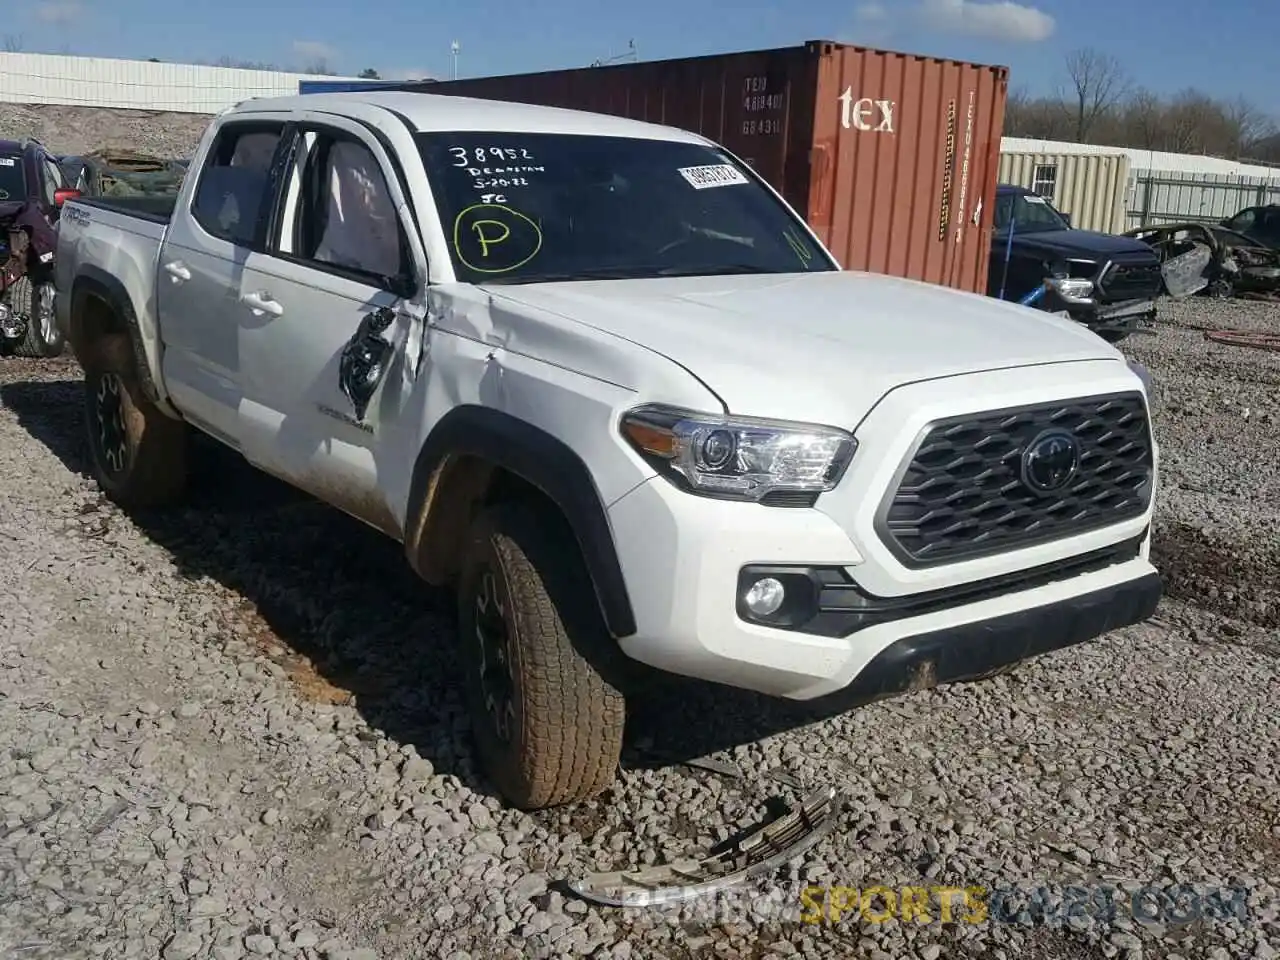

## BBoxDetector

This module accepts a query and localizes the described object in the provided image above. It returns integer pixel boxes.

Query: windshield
[0,154,24,202]
[417,131,836,284]
[994,191,1070,234]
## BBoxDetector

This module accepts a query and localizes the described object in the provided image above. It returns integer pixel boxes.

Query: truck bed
[71,194,177,223]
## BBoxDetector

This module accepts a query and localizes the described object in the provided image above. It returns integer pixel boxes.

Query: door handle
[163,261,191,282]
[240,291,284,317]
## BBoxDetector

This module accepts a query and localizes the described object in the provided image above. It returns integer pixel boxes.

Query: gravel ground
[0,103,207,157]
[0,295,1277,960]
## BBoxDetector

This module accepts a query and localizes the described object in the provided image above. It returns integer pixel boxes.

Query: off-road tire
[82,333,188,509]
[10,278,65,359]
[458,502,625,810]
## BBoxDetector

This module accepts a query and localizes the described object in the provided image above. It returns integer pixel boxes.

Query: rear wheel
[1206,277,1234,300]
[457,502,625,810]
[10,279,65,358]
[82,333,188,509]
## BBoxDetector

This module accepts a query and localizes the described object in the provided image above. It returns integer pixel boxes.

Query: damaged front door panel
[568,786,842,907]
[339,305,396,421]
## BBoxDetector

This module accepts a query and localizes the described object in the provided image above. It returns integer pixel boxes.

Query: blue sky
[10,0,1279,113]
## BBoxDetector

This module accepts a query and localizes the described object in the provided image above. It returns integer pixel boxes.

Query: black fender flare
[404,404,637,639]
[69,266,160,404]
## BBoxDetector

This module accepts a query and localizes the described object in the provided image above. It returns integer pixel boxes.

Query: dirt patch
[1152,519,1280,629]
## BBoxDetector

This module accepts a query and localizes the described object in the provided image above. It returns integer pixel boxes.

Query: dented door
[236,118,428,539]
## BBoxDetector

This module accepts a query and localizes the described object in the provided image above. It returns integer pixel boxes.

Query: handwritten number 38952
[450,146,534,166]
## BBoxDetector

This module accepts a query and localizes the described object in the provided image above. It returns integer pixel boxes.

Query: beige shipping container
[998,152,1130,234]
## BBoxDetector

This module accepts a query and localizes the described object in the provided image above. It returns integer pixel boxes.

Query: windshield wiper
[479,263,782,285]
[655,263,778,277]
[479,266,657,285]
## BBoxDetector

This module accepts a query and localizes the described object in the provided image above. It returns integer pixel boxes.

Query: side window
[41,156,61,205]
[190,123,285,247]
[293,133,409,285]
[1259,209,1280,240]
[993,194,1014,231]
[1227,208,1256,233]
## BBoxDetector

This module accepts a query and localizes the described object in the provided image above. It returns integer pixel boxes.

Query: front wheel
[457,502,626,810]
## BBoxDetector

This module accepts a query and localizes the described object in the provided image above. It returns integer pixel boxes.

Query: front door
[237,119,429,539]
[157,117,293,446]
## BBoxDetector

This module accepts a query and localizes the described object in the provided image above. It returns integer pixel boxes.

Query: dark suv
[1221,205,1280,250]
[0,137,80,357]
[988,185,1164,343]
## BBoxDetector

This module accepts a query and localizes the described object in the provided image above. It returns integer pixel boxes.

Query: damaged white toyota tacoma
[54,91,1162,811]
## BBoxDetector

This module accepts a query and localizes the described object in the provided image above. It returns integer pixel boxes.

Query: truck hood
[485,270,1125,424]
[1002,228,1157,262]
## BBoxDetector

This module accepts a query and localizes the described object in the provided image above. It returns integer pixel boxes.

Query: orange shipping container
[405,40,1009,295]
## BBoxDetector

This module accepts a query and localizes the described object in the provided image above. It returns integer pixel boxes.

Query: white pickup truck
[55,91,1163,811]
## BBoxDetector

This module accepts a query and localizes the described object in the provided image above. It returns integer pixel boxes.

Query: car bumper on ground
[607,475,1161,701]
[1062,296,1158,338]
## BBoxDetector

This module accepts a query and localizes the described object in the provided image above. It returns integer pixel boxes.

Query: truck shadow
[1,378,862,791]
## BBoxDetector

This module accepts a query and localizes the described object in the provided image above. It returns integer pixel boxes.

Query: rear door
[156,115,293,446]
[235,113,429,538]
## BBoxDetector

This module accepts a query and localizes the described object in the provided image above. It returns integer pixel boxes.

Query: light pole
[451,40,459,80]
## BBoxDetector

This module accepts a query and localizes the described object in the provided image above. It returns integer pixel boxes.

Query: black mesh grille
[879,392,1153,567]
[1098,259,1162,300]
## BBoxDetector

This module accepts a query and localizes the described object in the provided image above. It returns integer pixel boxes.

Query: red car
[0,136,80,357]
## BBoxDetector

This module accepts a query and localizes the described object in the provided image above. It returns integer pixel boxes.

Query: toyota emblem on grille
[1021,429,1080,494]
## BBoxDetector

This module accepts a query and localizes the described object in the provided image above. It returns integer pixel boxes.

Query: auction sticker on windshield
[678,164,748,190]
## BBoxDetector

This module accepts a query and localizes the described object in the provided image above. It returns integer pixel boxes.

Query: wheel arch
[403,404,637,639]
[68,267,162,406]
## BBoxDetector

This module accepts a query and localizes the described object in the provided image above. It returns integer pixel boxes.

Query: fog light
[743,577,785,617]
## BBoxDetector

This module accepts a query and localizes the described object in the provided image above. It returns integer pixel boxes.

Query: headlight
[1045,277,1094,302]
[620,404,856,502]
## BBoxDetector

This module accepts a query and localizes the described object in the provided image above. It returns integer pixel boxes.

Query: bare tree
[2,33,23,52]
[1062,47,1128,141]
[301,58,336,76]
[1163,89,1222,154]
[1001,69,1280,161]
[1002,88,1032,134]
[214,55,280,71]
[1122,88,1164,151]
[1224,97,1274,159]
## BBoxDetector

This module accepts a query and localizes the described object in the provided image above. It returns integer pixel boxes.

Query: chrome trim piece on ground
[567,787,842,907]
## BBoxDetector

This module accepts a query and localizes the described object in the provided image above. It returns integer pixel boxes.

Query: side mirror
[386,273,417,299]
[53,187,81,207]
[1060,212,1072,228]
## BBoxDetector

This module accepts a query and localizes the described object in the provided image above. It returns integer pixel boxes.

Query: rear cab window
[189,123,286,248]
[0,153,25,202]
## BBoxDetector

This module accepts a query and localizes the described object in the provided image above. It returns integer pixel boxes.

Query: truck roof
[229,91,712,145]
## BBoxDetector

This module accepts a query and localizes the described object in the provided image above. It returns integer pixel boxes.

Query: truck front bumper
[1056,295,1158,340]
[607,475,1161,702]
